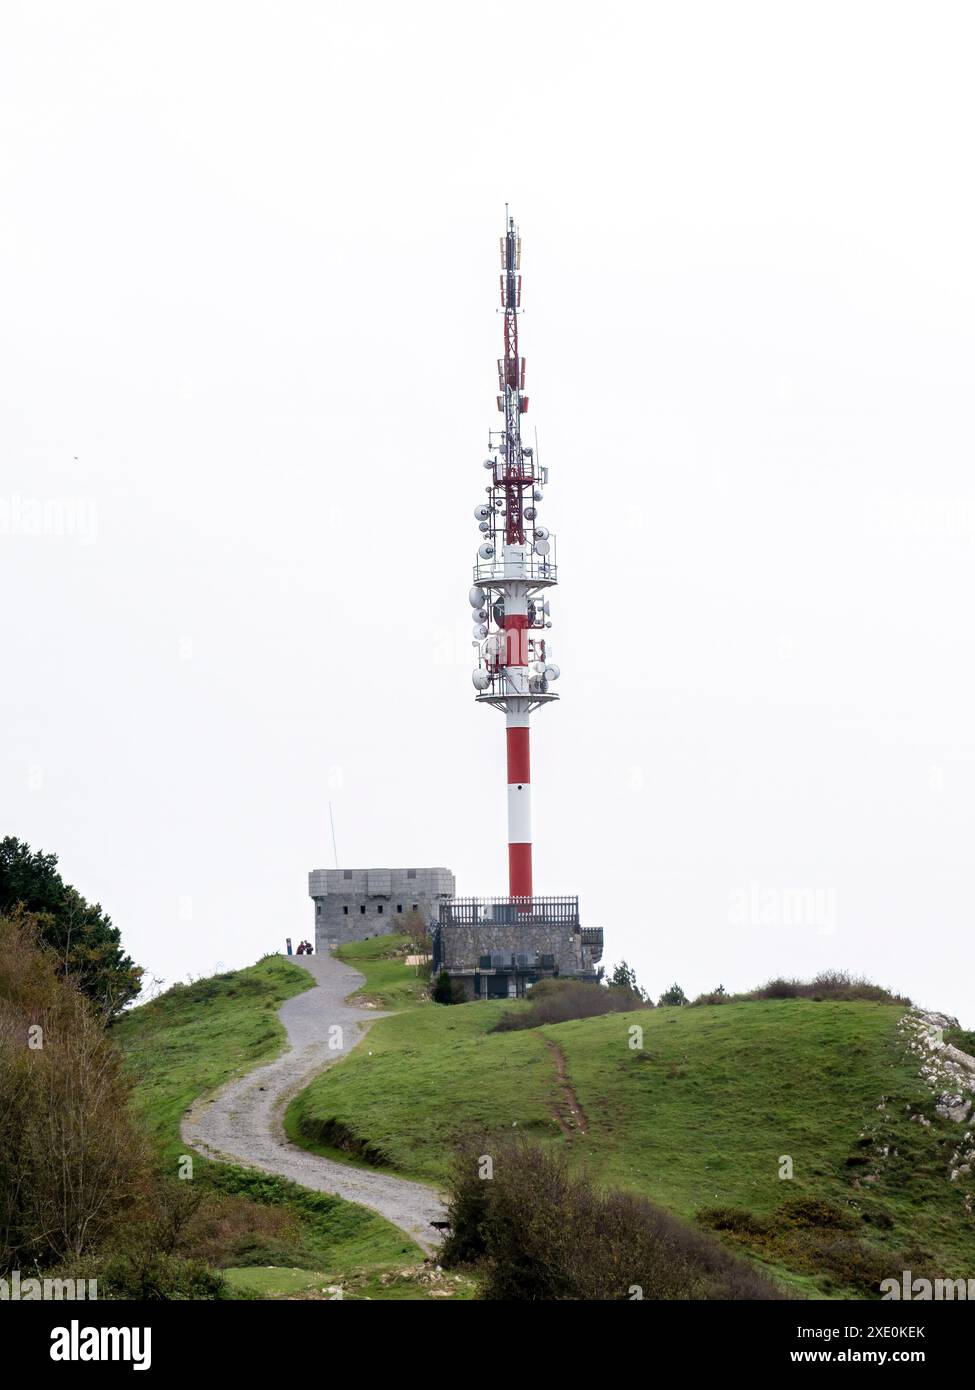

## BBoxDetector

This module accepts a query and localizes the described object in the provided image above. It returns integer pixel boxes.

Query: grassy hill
[114,954,313,1163]
[113,954,470,1300]
[286,938,975,1298]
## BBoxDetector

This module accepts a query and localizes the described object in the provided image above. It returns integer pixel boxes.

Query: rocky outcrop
[897,1008,975,1213]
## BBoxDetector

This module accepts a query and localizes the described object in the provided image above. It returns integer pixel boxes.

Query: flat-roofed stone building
[309,866,456,952]
[432,896,603,999]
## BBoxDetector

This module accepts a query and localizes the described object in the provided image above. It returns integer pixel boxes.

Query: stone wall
[309,866,455,952]
[439,921,594,976]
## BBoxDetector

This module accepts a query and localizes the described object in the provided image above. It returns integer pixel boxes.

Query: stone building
[432,896,603,1000]
[308,866,455,952]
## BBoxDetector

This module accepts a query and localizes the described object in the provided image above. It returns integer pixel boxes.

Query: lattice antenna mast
[500,211,527,546]
[467,212,560,899]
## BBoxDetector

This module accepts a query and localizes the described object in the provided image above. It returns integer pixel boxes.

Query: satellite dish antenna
[473,623,488,639]
[483,458,495,470]
[533,538,550,557]
[535,525,549,541]
[474,504,490,521]
[469,585,486,608]
[524,506,537,521]
[472,670,491,690]
[478,542,495,559]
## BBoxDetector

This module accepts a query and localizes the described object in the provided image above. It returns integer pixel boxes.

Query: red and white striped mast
[470,211,560,900]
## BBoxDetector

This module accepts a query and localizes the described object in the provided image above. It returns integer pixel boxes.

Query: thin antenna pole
[328,802,339,869]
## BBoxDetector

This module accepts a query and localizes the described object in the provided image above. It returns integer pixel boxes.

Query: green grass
[204,1164,423,1282]
[112,954,314,1161]
[336,933,431,1010]
[285,997,554,1179]
[113,954,429,1297]
[946,1024,975,1055]
[288,995,975,1295]
[115,944,975,1299]
[223,1262,476,1301]
[223,1266,345,1298]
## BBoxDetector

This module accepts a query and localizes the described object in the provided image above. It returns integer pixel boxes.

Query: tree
[609,960,636,991]
[431,969,465,1005]
[0,910,149,1266]
[658,982,687,1007]
[608,959,650,1003]
[0,837,142,1018]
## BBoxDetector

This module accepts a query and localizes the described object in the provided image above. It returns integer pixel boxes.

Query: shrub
[431,970,466,1005]
[492,978,646,1032]
[699,1193,932,1297]
[0,837,142,1017]
[697,1206,769,1236]
[657,982,688,1006]
[775,1196,857,1231]
[688,971,910,1007]
[94,1252,230,1300]
[0,911,150,1268]
[691,986,729,1006]
[441,1136,785,1300]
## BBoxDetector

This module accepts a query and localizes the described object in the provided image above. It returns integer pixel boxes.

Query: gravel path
[181,952,447,1252]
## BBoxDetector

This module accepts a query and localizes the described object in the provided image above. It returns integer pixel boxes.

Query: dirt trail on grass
[181,953,447,1253]
[546,1039,588,1136]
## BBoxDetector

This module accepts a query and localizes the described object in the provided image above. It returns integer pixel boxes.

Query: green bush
[698,1193,935,1297]
[96,1252,230,1300]
[696,1206,769,1236]
[493,978,646,1032]
[431,970,466,1005]
[775,1195,857,1231]
[689,971,910,1007]
[441,1136,785,1300]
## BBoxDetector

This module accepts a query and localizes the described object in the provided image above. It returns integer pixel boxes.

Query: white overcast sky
[2,2,973,1023]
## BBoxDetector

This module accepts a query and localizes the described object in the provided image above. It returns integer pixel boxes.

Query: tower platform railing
[440,895,581,928]
[472,546,558,588]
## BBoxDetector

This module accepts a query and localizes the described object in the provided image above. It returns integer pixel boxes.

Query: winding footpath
[181,952,447,1253]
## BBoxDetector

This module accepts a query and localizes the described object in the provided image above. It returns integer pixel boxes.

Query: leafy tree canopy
[608,959,651,1003]
[0,836,142,1018]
